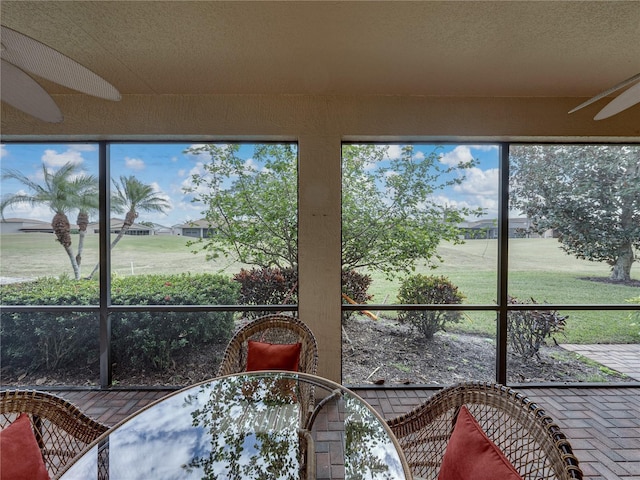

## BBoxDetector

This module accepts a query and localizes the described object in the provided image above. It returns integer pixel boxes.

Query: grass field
[368,239,640,344]
[1,233,639,344]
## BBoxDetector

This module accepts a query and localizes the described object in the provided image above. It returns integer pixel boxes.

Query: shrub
[341,269,373,322]
[233,267,298,319]
[111,274,239,370]
[506,295,567,360]
[233,267,373,322]
[1,278,100,372]
[0,274,239,374]
[397,275,465,340]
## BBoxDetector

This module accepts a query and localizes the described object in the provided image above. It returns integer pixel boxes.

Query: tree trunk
[109,209,137,250]
[610,243,634,282]
[62,244,81,281]
[52,212,80,280]
[86,209,137,280]
[76,211,89,267]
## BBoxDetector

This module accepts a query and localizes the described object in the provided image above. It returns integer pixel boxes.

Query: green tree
[186,144,482,277]
[1,162,97,280]
[509,145,640,282]
[342,144,482,277]
[86,175,170,279]
[186,144,298,269]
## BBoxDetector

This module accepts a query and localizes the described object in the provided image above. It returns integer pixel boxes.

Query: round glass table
[58,371,411,480]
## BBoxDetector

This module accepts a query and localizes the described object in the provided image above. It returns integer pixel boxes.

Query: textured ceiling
[2,0,639,100]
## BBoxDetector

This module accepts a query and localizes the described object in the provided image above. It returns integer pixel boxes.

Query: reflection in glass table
[58,371,411,480]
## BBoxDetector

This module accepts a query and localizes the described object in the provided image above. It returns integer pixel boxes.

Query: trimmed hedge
[0,274,239,373]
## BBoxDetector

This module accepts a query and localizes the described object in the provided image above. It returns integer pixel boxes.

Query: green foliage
[342,144,483,278]
[506,295,567,360]
[1,277,100,372]
[341,269,373,322]
[185,144,299,269]
[231,266,373,322]
[232,267,298,319]
[396,275,465,340]
[185,143,482,278]
[111,274,239,370]
[510,145,640,281]
[0,274,239,373]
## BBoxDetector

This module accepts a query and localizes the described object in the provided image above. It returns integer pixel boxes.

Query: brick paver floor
[358,386,640,480]
[40,384,640,480]
[561,343,640,381]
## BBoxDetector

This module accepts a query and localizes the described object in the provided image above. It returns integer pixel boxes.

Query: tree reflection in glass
[183,375,303,480]
[344,394,405,480]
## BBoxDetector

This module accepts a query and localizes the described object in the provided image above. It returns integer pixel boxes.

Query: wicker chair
[0,389,109,479]
[217,314,318,427]
[217,313,318,376]
[387,382,583,480]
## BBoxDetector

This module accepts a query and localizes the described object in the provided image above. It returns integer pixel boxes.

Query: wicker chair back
[387,382,583,480]
[0,389,109,479]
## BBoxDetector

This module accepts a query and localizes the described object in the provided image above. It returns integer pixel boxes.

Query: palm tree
[1,162,98,280]
[86,176,169,279]
[74,181,99,268]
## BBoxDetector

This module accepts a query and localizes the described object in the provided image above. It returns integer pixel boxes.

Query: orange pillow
[0,413,50,480]
[438,405,523,480]
[246,340,302,372]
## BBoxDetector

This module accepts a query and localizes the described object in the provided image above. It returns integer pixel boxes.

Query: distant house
[149,223,173,235]
[88,218,154,236]
[0,217,58,234]
[175,219,216,238]
[459,218,553,239]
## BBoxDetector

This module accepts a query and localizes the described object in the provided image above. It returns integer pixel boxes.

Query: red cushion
[438,405,523,480]
[0,413,50,480]
[246,340,302,371]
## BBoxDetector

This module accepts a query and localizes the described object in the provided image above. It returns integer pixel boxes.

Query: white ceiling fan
[0,25,121,123]
[569,72,640,121]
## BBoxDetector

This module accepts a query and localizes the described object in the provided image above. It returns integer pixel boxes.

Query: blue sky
[0,142,500,226]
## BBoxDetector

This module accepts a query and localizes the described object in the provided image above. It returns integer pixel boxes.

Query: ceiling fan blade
[594,81,640,120]
[568,72,640,115]
[0,25,121,101]
[1,59,63,123]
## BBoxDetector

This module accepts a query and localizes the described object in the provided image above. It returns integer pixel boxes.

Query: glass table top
[59,371,411,480]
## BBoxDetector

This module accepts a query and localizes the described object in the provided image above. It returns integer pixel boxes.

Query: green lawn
[0,233,245,279]
[2,234,639,344]
[366,239,640,344]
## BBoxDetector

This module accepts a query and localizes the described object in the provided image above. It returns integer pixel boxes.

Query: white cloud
[454,167,499,196]
[244,158,259,173]
[180,162,211,196]
[385,145,403,160]
[125,157,145,171]
[440,145,474,167]
[177,200,204,212]
[0,145,7,158]
[149,182,172,205]
[42,148,85,168]
[449,167,500,217]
